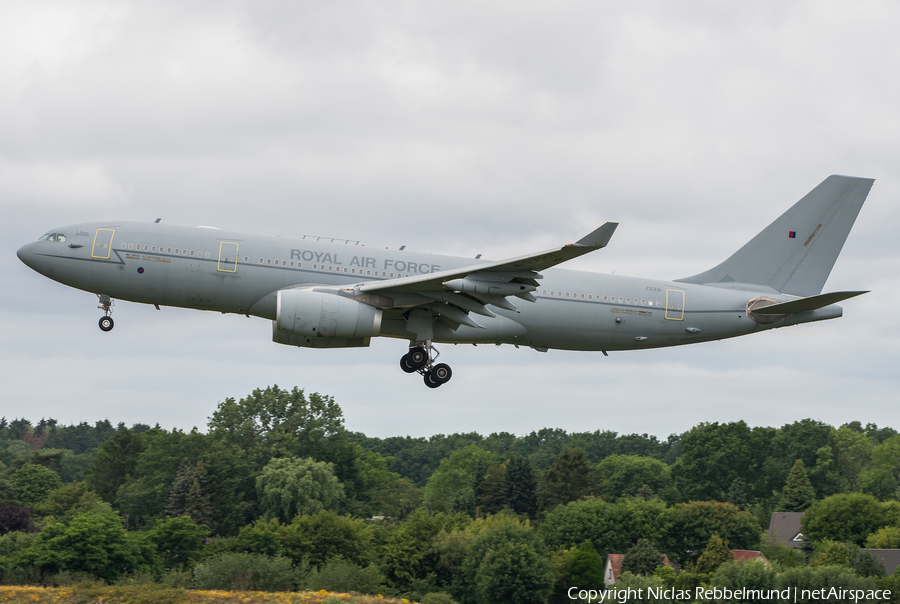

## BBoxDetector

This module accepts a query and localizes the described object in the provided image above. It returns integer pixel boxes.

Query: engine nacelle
[275,289,382,339]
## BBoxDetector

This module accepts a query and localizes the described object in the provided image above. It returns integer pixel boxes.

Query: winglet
[575,222,618,247]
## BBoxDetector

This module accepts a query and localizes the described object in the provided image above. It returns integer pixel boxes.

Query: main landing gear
[97,294,114,332]
[400,342,452,388]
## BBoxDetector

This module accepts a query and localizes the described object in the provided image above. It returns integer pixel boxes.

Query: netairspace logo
[568,586,893,603]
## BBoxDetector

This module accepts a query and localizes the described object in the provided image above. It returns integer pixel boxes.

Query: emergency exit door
[91,228,115,259]
[217,242,239,272]
[665,289,685,320]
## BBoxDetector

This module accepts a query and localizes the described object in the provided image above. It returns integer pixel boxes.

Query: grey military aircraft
[17,175,872,388]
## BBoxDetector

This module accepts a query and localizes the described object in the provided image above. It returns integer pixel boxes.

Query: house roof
[604,553,679,585]
[863,550,900,576]
[732,550,770,563]
[768,512,805,549]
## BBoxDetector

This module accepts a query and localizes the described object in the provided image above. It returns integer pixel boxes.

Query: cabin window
[206,252,211,258]
[587,295,592,300]
[366,270,371,275]
[656,300,662,306]
[182,249,187,255]
[327,265,332,271]
[121,243,127,248]
[141,245,146,251]
[266,259,272,265]
[274,260,279,266]
[190,250,195,256]
[390,272,394,278]
[344,267,348,273]
[626,298,631,304]
[603,295,608,301]
[244,256,249,262]
[565,292,569,298]
[290,261,295,267]
[580,294,585,299]
[151,246,156,252]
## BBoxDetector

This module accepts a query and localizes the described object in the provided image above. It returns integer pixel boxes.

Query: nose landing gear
[400,342,452,388]
[97,294,114,332]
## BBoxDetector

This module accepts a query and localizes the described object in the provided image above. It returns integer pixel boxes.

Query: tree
[424,445,495,512]
[538,497,666,556]
[832,426,874,492]
[9,464,62,506]
[30,482,104,519]
[148,515,209,569]
[621,538,664,576]
[671,421,774,503]
[278,510,373,568]
[0,502,32,534]
[208,386,355,480]
[463,520,551,604]
[812,540,854,567]
[865,525,900,549]
[476,463,505,516]
[777,459,816,512]
[693,534,734,573]
[500,454,537,518]
[380,509,469,590]
[14,508,156,581]
[536,448,593,512]
[594,455,672,501]
[85,428,144,503]
[801,493,888,546]
[166,461,212,527]
[474,540,554,604]
[660,501,761,566]
[256,457,344,522]
[861,434,900,500]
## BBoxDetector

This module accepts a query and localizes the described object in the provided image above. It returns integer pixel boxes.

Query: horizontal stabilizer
[753,291,869,315]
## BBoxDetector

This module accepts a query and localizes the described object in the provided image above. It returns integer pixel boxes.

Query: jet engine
[273,289,382,348]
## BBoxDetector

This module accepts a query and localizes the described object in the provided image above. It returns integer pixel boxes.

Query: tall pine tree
[167,461,212,528]
[536,447,593,513]
[501,454,537,518]
[778,459,816,512]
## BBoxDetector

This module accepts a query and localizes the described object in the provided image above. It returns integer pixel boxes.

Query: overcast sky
[2,1,898,440]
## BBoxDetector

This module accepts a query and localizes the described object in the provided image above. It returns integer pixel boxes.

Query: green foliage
[461,520,551,604]
[14,508,156,581]
[861,434,900,500]
[232,518,283,556]
[148,516,209,569]
[569,541,604,587]
[475,462,504,516]
[380,509,469,590]
[9,464,62,506]
[256,457,344,523]
[776,565,878,603]
[191,552,296,591]
[711,558,777,602]
[812,540,854,567]
[536,448,593,512]
[659,500,761,566]
[208,386,355,484]
[693,534,734,573]
[424,445,495,512]
[621,538,664,576]
[613,572,670,603]
[777,459,816,512]
[802,493,888,545]
[30,481,104,519]
[594,455,673,502]
[278,510,372,568]
[500,454,537,519]
[866,525,900,549]
[166,461,212,527]
[474,540,554,604]
[85,428,144,503]
[350,443,421,517]
[673,422,776,504]
[538,497,666,555]
[303,559,386,594]
[421,593,459,604]
[832,426,874,492]
[757,537,806,568]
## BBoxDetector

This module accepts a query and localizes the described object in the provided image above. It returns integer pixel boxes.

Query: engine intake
[275,289,382,339]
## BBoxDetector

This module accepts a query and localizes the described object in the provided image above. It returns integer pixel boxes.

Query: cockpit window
[37,233,66,242]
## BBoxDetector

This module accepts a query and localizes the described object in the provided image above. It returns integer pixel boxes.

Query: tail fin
[676,175,874,296]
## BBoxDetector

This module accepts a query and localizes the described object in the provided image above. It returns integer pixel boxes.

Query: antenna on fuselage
[154,218,161,223]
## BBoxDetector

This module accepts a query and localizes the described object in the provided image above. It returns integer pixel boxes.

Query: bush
[421,593,458,604]
[304,558,386,594]
[191,552,296,591]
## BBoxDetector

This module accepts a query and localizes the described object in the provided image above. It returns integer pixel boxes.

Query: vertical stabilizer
[676,175,874,296]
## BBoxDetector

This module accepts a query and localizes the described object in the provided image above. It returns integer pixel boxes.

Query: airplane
[17,175,872,388]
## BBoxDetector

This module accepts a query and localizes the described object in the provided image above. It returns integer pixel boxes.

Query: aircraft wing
[358,222,618,296]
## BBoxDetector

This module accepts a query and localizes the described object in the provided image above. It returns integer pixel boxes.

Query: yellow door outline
[665,289,685,321]
[91,228,115,259]
[217,242,239,272]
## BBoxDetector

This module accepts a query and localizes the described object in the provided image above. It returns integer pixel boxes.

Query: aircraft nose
[17,242,36,269]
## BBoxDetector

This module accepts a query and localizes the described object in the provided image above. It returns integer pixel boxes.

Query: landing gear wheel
[431,363,452,385]
[424,371,441,388]
[406,346,428,370]
[99,316,114,332]
[400,353,417,374]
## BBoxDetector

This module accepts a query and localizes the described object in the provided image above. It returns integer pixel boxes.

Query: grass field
[0,585,415,604]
